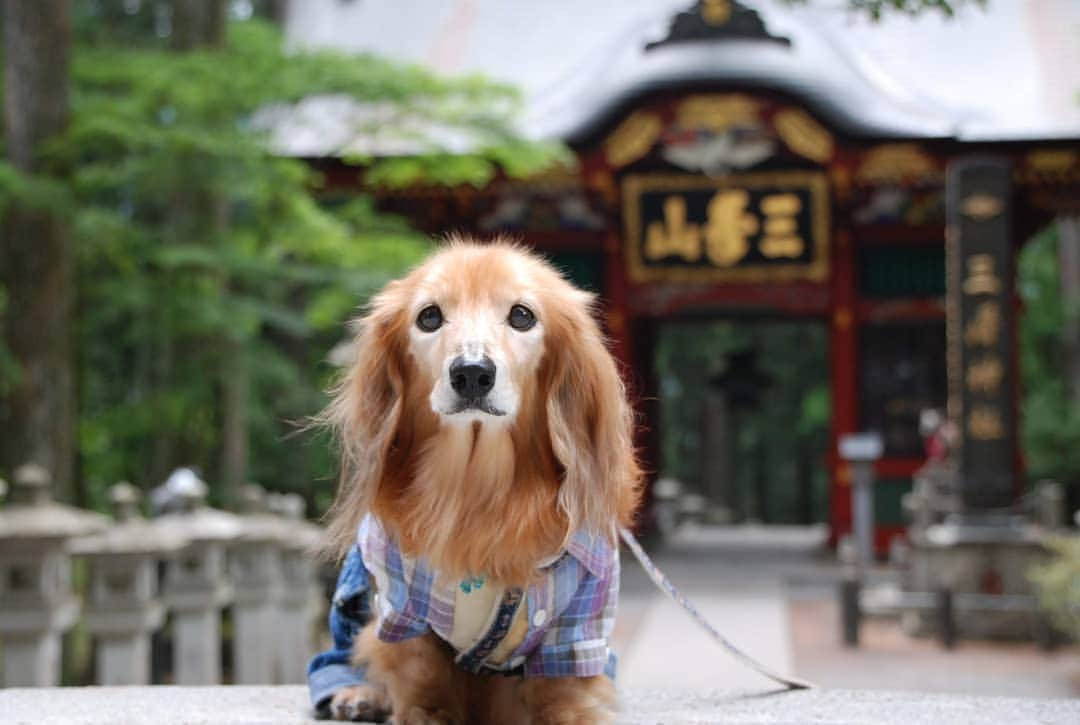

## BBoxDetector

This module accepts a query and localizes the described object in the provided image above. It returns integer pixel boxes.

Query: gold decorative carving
[773,108,834,164]
[965,357,1004,395]
[758,193,804,258]
[1027,149,1077,174]
[702,0,732,25]
[675,94,760,133]
[645,196,703,262]
[961,194,1003,221]
[604,111,663,168]
[699,0,734,25]
[968,406,1005,441]
[856,143,936,184]
[830,166,852,202]
[588,169,617,205]
[703,190,757,266]
[622,171,830,284]
[963,302,1000,346]
[963,255,1002,296]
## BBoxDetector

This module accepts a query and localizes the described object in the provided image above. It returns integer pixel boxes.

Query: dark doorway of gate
[654,320,830,525]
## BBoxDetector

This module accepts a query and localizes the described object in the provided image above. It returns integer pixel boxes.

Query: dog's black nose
[450,356,496,399]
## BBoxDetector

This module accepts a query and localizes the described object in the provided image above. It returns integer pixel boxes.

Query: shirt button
[532,609,548,627]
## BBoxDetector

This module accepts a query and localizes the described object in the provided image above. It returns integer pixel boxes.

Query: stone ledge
[0,685,1077,724]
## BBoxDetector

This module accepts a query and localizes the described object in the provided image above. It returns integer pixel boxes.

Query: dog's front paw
[328,684,391,722]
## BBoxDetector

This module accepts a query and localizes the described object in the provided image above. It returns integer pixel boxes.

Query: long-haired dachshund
[318,238,641,724]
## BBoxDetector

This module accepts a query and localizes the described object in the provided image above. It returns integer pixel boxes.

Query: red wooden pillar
[829,228,859,545]
[602,231,632,372]
[601,229,658,533]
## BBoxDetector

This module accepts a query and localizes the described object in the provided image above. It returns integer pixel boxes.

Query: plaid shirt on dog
[307,514,619,710]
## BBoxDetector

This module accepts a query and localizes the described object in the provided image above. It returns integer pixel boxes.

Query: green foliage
[2,12,563,511]
[0,283,19,396]
[1030,537,1080,640]
[780,0,987,21]
[654,321,830,523]
[1018,227,1080,486]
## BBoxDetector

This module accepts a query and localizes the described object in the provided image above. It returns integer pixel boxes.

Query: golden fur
[320,238,642,723]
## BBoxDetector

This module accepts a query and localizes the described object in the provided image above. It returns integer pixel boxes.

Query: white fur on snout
[409,299,544,428]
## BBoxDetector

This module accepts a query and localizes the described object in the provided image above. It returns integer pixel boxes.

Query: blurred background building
[274,0,1080,546]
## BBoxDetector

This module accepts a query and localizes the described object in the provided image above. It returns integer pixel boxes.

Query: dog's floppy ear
[320,280,409,560]
[544,290,642,539]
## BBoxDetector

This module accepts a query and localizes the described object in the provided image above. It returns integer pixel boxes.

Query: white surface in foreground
[1,685,1078,725]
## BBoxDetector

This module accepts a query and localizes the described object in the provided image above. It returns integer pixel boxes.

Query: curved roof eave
[523,6,965,146]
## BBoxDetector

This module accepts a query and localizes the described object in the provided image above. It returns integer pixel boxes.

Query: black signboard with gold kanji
[946,157,1015,510]
[622,172,829,283]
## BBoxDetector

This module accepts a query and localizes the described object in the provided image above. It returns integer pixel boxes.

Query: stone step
[0,685,1077,724]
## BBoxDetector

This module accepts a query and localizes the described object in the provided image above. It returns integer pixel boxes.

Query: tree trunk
[265,0,290,25]
[1059,216,1080,405]
[171,0,227,51]
[219,338,250,500]
[170,0,250,505]
[0,1,75,501]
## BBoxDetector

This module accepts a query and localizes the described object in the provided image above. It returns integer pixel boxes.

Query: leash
[619,527,813,691]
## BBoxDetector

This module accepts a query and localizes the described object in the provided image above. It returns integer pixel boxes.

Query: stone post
[154,469,242,685]
[69,483,188,685]
[0,464,107,686]
[699,389,734,524]
[1034,480,1066,530]
[838,433,883,572]
[267,492,323,684]
[229,484,291,684]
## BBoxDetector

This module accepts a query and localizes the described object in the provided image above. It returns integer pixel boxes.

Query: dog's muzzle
[448,355,504,416]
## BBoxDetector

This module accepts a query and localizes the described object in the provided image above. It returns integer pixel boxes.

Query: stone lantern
[266,491,323,683]
[230,483,293,684]
[69,482,189,685]
[0,463,108,687]
[153,469,242,685]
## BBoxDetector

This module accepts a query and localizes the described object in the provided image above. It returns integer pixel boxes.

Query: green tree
[1018,226,1080,491]
[0,4,563,511]
[0,1,77,502]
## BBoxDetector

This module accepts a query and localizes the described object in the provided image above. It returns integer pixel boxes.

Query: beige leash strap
[619,527,814,690]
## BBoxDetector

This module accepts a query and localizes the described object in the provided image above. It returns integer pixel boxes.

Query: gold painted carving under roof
[604,110,663,168]
[773,108,835,164]
[856,143,937,184]
[1027,149,1077,173]
[674,94,761,132]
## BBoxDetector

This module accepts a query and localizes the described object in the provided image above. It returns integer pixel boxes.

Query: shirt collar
[565,526,616,578]
[361,513,616,579]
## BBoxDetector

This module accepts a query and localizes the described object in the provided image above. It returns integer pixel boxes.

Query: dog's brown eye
[416,305,443,332]
[508,304,536,331]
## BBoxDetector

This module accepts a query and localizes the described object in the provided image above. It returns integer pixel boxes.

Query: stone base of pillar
[902,519,1050,639]
[173,608,221,685]
[276,603,314,684]
[232,602,276,684]
[96,634,151,686]
[1,632,62,687]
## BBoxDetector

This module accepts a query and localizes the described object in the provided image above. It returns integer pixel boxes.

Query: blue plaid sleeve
[307,545,371,712]
[524,550,619,678]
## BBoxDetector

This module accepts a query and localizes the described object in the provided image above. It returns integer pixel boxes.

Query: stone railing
[0,465,329,688]
[1,685,1078,724]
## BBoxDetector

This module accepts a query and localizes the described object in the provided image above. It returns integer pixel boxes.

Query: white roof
[279,0,1080,152]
